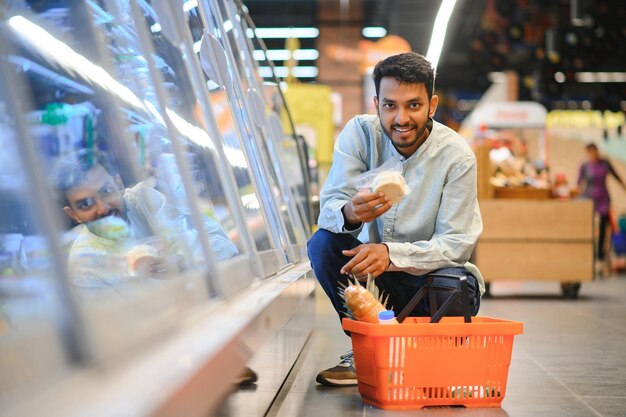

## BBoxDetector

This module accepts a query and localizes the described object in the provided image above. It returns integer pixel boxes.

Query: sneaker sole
[315,374,358,387]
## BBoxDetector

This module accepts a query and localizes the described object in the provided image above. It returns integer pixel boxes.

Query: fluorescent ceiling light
[252,49,319,61]
[183,0,197,12]
[258,66,318,78]
[223,20,233,32]
[8,15,143,109]
[575,72,626,83]
[241,193,261,210]
[193,40,201,53]
[7,55,94,95]
[362,27,387,38]
[554,72,566,83]
[426,0,457,69]
[254,27,319,39]
[150,22,161,33]
[8,15,225,157]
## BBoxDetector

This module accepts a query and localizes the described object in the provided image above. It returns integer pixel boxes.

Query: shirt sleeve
[317,117,368,235]
[384,155,483,275]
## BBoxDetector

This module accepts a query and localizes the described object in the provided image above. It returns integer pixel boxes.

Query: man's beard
[379,107,430,152]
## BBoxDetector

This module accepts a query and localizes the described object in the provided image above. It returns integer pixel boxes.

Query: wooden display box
[493,187,552,200]
[475,199,594,283]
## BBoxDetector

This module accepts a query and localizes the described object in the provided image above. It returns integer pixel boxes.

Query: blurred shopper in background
[308,52,484,387]
[577,143,626,262]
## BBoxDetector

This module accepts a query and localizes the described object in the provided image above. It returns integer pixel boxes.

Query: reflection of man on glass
[54,150,238,289]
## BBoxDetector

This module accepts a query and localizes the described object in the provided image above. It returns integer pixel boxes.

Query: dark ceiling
[245,0,626,113]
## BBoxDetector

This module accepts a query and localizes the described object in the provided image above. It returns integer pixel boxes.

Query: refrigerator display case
[2,3,219,360]
[0,1,314,416]
[235,0,314,232]
[0,52,74,403]
[192,0,304,264]
[85,0,262,295]
[218,0,310,246]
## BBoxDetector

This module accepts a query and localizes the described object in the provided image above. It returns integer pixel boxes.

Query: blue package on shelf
[612,233,626,255]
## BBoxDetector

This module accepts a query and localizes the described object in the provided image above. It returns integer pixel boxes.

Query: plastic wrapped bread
[371,171,409,205]
[127,244,159,276]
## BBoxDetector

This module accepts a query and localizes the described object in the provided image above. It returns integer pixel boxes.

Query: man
[308,52,485,387]
[54,149,239,289]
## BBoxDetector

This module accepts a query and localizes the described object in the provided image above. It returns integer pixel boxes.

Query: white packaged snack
[352,157,410,205]
[127,244,159,276]
[371,170,409,204]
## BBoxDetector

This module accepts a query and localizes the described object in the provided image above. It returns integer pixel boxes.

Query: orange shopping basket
[342,274,523,410]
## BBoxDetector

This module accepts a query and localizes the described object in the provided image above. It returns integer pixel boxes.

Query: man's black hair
[585,143,598,151]
[373,52,435,99]
[52,149,119,207]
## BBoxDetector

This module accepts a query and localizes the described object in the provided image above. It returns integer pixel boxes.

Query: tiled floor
[265,274,626,417]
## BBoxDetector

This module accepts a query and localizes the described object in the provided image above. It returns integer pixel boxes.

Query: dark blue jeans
[307,229,480,325]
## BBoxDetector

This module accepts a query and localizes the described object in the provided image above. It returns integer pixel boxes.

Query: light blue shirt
[318,114,485,294]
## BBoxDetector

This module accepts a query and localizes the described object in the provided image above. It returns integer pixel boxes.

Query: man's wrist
[341,203,361,230]
[382,242,392,269]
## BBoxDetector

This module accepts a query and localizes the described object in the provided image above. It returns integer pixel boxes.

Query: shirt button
[386,228,391,233]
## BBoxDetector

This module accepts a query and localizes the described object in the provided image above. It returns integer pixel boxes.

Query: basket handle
[396,274,472,324]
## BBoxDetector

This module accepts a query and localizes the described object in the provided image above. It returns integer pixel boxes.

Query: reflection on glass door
[194,1,298,261]
[218,0,308,252]
[0,52,71,403]
[3,2,210,361]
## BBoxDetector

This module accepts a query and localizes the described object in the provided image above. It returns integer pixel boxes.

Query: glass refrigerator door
[219,0,308,246]
[193,1,301,264]
[236,3,313,235]
[0,44,74,404]
[85,0,255,295]
[185,7,287,275]
[3,3,210,360]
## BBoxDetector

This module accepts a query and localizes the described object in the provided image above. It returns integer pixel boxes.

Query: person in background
[577,143,626,262]
[307,52,484,387]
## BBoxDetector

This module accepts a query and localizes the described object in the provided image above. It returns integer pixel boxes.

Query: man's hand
[342,191,392,226]
[340,243,390,279]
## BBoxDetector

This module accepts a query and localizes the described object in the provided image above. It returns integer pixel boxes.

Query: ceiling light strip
[426,0,457,69]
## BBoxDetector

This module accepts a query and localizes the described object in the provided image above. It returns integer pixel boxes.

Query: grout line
[264,333,317,417]
[520,346,604,417]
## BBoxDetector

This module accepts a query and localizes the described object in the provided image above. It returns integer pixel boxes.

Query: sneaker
[316,350,357,387]
[236,366,258,386]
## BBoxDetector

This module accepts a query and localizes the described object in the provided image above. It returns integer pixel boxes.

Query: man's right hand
[342,191,392,226]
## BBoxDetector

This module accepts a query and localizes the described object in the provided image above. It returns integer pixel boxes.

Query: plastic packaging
[351,158,409,204]
[352,158,402,190]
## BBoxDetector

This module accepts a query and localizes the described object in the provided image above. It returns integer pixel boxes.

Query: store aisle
[266,275,626,417]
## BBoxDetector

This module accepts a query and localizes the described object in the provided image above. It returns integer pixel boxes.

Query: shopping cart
[342,275,523,410]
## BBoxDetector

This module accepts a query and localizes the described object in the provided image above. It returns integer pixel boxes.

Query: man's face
[63,165,126,224]
[375,77,438,158]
